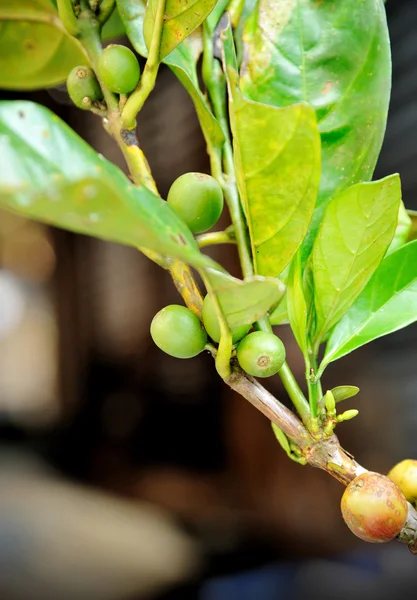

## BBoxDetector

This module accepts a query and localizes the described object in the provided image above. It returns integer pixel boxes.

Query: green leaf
[330,386,360,404]
[222,22,321,277]
[0,101,215,269]
[143,0,217,60]
[311,175,401,347]
[240,0,391,255]
[387,202,411,254]
[271,423,307,465]
[287,252,308,354]
[205,0,230,33]
[203,268,286,328]
[116,0,148,56]
[117,0,223,145]
[321,240,417,367]
[167,43,224,145]
[101,7,125,40]
[269,295,289,325]
[408,210,417,242]
[0,0,87,90]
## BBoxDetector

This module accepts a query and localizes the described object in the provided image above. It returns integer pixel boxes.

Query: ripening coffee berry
[202,295,250,344]
[236,331,286,378]
[150,304,207,359]
[341,472,408,543]
[167,172,224,234]
[388,459,417,505]
[66,66,103,109]
[98,44,140,94]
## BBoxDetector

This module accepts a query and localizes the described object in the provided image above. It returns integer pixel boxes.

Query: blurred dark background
[1,1,417,599]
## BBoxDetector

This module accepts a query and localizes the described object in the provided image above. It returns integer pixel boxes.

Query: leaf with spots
[0,101,215,269]
[309,175,401,349]
[222,20,321,277]
[143,0,218,60]
[240,0,391,258]
[0,0,87,90]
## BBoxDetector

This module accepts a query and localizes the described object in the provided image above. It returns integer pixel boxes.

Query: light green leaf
[222,22,321,277]
[287,252,308,354]
[387,202,411,254]
[205,0,230,33]
[271,423,290,453]
[167,43,224,145]
[330,386,360,404]
[311,175,401,347]
[240,0,391,256]
[321,240,417,368]
[269,295,289,325]
[0,0,87,90]
[117,0,223,145]
[143,0,217,60]
[408,210,417,242]
[116,0,148,56]
[204,268,286,328]
[0,101,215,269]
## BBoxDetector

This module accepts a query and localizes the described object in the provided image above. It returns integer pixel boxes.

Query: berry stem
[202,274,233,378]
[202,28,254,281]
[196,230,236,248]
[170,260,204,318]
[115,128,158,194]
[121,0,166,129]
[57,0,79,35]
[279,362,311,427]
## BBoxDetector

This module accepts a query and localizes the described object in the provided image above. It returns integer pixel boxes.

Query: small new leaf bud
[337,409,359,422]
[325,390,336,416]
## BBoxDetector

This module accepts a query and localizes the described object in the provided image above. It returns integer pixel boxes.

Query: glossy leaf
[330,386,360,404]
[322,240,417,367]
[0,101,215,269]
[311,175,401,347]
[204,268,286,328]
[287,252,308,354]
[117,0,223,145]
[240,0,391,254]
[222,22,321,277]
[0,0,87,90]
[143,0,217,60]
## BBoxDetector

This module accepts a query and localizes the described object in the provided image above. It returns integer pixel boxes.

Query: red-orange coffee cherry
[388,459,417,505]
[341,472,408,543]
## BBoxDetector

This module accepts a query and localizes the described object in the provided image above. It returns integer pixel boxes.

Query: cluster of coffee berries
[150,172,286,378]
[66,45,140,109]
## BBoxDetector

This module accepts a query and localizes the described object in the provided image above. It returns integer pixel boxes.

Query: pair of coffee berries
[202,295,286,377]
[66,45,140,109]
[341,459,417,544]
[150,299,286,378]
